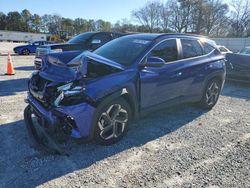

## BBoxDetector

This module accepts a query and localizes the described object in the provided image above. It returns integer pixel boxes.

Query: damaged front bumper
[25,93,96,140]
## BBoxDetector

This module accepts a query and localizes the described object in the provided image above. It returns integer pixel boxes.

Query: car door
[178,38,213,99]
[140,39,191,109]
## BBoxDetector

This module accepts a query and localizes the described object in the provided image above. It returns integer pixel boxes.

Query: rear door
[178,38,213,99]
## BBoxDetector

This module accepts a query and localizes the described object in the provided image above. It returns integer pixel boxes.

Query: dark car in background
[34,32,125,69]
[226,46,250,82]
[25,33,226,150]
[13,41,55,55]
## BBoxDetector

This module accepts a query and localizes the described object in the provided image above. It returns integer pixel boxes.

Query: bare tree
[166,0,194,33]
[160,2,171,32]
[132,1,162,32]
[229,0,250,37]
[203,0,229,35]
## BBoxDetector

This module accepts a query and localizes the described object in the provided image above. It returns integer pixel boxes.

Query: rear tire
[22,49,30,55]
[200,79,222,109]
[93,98,131,145]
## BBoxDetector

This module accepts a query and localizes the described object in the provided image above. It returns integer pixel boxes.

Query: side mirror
[144,56,165,67]
[91,39,101,45]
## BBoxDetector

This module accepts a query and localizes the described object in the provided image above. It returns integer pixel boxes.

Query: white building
[0,30,47,42]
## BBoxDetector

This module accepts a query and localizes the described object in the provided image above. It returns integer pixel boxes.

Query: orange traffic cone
[5,52,15,75]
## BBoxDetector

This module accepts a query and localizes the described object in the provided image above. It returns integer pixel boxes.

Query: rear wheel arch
[203,72,224,92]
[200,76,222,109]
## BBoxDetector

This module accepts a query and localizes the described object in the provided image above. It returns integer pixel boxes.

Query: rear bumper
[26,93,96,139]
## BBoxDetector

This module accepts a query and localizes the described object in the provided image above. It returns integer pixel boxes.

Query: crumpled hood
[40,51,125,83]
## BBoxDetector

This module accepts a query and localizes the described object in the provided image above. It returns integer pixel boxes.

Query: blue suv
[24,34,226,148]
[13,41,54,55]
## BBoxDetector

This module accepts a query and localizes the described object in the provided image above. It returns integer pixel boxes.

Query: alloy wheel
[98,104,128,140]
[206,81,220,106]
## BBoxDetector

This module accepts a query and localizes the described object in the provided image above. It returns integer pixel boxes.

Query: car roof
[122,33,215,46]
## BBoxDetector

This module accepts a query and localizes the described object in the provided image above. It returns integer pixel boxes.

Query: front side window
[181,39,203,59]
[150,39,178,62]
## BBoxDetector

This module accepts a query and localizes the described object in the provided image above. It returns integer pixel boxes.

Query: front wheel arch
[93,97,132,145]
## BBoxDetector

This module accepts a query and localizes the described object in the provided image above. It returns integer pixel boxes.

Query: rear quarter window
[181,39,203,59]
[202,42,216,54]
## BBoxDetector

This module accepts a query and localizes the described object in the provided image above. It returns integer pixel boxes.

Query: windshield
[94,36,152,66]
[68,32,94,44]
[239,47,250,55]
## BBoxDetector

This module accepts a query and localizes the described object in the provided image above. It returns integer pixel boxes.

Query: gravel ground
[0,54,249,188]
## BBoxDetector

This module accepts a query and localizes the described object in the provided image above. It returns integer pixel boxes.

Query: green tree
[6,11,25,31]
[0,12,6,30]
[21,9,32,32]
[31,14,41,32]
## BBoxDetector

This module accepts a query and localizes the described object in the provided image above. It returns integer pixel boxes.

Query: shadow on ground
[0,77,28,96]
[0,104,207,187]
[15,66,34,71]
[222,80,250,100]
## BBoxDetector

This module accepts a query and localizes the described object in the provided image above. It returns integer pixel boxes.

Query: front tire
[200,79,221,109]
[93,98,131,145]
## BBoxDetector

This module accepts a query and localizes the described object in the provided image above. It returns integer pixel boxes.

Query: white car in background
[217,45,233,55]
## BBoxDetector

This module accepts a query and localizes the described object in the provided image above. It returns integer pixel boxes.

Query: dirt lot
[0,54,250,188]
[0,42,27,54]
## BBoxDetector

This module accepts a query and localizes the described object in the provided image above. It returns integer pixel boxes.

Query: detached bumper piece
[24,94,96,154]
[24,105,67,155]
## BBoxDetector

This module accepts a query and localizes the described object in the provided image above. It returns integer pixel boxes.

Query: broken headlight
[54,82,86,106]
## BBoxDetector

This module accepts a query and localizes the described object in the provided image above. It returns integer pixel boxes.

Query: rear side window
[181,39,203,58]
[202,42,216,54]
[150,39,178,62]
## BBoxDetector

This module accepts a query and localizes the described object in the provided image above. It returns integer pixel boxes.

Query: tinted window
[150,39,178,62]
[202,42,215,54]
[68,32,94,44]
[94,37,152,66]
[92,33,111,44]
[181,39,203,58]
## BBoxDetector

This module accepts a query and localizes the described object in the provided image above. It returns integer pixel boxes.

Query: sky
[0,0,167,24]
